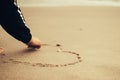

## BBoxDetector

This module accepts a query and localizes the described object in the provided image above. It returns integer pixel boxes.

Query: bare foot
[27,37,41,49]
[0,47,4,53]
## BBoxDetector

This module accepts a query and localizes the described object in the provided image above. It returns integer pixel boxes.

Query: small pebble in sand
[9,59,14,61]
[31,64,36,67]
[78,60,82,62]
[2,61,9,63]
[1,54,6,56]
[23,62,30,65]
[55,65,59,67]
[63,64,68,66]
[56,44,61,47]
[76,54,80,56]
[77,57,81,59]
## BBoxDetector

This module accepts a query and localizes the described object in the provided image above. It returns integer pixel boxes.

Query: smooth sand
[0,6,120,80]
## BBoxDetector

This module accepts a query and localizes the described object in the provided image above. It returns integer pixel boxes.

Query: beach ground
[0,6,120,80]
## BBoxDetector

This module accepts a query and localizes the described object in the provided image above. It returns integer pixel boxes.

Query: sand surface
[0,6,120,80]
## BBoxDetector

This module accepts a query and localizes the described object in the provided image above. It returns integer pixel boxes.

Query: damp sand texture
[0,6,120,80]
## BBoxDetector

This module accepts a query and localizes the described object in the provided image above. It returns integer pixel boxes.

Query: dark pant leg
[0,0,32,44]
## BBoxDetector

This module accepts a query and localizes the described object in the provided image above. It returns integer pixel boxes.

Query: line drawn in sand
[0,44,82,67]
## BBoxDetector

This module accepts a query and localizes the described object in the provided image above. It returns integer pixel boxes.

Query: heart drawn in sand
[0,44,82,67]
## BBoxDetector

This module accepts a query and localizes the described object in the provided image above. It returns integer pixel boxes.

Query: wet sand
[0,6,120,80]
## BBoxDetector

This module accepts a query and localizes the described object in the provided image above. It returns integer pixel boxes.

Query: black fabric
[0,0,32,44]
